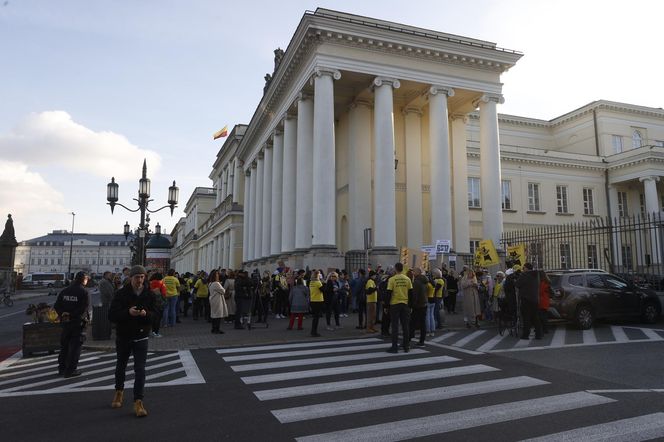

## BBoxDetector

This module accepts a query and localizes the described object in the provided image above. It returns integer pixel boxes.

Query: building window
[528,183,540,211]
[618,191,628,217]
[529,242,543,269]
[556,185,569,214]
[468,177,481,208]
[583,188,594,215]
[559,243,571,270]
[632,130,643,149]
[501,180,512,210]
[469,240,480,254]
[587,244,598,268]
[612,135,623,154]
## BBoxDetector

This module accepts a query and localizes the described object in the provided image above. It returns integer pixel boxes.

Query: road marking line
[549,326,565,347]
[0,357,115,386]
[1,351,106,371]
[449,329,488,347]
[475,332,510,352]
[254,364,499,401]
[520,412,664,441]
[231,349,428,372]
[0,310,27,319]
[175,350,205,384]
[273,376,549,423]
[586,389,664,393]
[295,392,615,442]
[426,341,483,355]
[582,328,597,344]
[241,355,459,385]
[488,337,661,353]
[639,328,664,341]
[223,343,391,362]
[430,331,458,343]
[216,338,381,354]
[610,325,629,342]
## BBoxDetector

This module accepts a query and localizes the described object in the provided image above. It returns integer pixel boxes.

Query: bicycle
[1,288,14,307]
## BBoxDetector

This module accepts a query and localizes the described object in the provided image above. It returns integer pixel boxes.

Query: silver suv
[548,270,661,329]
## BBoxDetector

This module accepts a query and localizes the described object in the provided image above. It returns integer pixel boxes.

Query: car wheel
[641,302,660,324]
[575,305,593,330]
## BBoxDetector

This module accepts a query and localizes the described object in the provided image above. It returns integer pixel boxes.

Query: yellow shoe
[134,399,148,417]
[111,390,123,408]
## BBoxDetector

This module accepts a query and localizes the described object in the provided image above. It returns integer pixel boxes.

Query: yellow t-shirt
[426,282,435,300]
[309,280,324,302]
[365,279,377,303]
[434,278,445,298]
[194,279,209,298]
[163,275,180,297]
[387,273,412,305]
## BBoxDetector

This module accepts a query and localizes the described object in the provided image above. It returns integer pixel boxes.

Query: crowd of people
[53,260,552,418]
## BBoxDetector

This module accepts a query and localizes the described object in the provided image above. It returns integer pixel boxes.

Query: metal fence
[501,213,664,288]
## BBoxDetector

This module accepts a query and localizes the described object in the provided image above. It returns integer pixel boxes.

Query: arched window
[632,130,643,148]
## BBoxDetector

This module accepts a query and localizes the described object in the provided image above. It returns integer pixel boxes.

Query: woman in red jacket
[149,273,167,337]
[538,270,552,334]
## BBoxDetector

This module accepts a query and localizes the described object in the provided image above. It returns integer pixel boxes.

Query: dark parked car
[548,270,661,329]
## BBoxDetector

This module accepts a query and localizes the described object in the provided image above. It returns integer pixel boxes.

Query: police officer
[54,271,90,377]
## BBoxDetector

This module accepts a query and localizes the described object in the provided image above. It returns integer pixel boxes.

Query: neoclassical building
[170,8,664,273]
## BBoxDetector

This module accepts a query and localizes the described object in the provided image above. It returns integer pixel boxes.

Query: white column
[242,170,250,263]
[262,144,273,258]
[295,93,314,251]
[429,86,454,248]
[232,157,242,204]
[223,168,229,200]
[248,164,257,261]
[229,227,237,269]
[477,94,504,249]
[403,107,423,248]
[254,152,264,259]
[271,129,284,255]
[216,173,223,206]
[451,115,470,253]
[282,115,297,253]
[348,100,373,251]
[224,231,231,268]
[312,68,340,248]
[373,77,400,249]
[640,176,661,264]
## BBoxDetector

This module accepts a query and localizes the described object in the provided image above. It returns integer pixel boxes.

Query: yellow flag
[400,247,409,266]
[213,125,229,140]
[477,239,500,267]
[507,244,526,267]
[421,252,430,272]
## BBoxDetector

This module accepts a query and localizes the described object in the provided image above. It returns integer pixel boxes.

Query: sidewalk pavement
[84,307,488,352]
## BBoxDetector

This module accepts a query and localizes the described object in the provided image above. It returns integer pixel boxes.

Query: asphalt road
[3,334,664,441]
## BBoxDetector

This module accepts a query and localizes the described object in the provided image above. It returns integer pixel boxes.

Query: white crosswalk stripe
[0,349,204,397]
[217,337,382,354]
[215,337,659,441]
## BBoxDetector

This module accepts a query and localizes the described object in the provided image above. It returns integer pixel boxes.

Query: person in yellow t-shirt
[386,262,413,353]
[364,270,378,333]
[193,273,209,321]
[308,270,324,337]
[432,268,446,332]
[162,269,181,327]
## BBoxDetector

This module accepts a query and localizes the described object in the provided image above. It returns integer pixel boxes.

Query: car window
[549,275,562,289]
[586,274,605,289]
[603,275,628,290]
[568,275,584,287]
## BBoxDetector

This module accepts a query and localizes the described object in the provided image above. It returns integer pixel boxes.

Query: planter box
[22,322,61,356]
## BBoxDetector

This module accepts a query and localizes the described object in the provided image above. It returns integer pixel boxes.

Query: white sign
[435,240,451,254]
[421,245,436,259]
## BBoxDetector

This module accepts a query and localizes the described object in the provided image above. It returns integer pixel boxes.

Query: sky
[1,0,663,242]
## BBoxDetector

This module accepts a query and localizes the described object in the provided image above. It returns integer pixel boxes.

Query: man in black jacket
[515,262,543,340]
[234,270,254,329]
[54,271,90,377]
[108,265,154,417]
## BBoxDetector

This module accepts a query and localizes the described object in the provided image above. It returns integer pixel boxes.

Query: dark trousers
[357,299,367,327]
[180,293,191,316]
[114,337,148,400]
[275,290,288,317]
[434,298,443,328]
[521,298,543,338]
[152,309,162,333]
[410,307,426,344]
[193,297,205,319]
[211,318,221,332]
[235,298,250,328]
[310,301,324,335]
[444,290,457,313]
[58,322,84,374]
[381,306,391,336]
[390,303,410,349]
[539,309,549,333]
[325,295,340,326]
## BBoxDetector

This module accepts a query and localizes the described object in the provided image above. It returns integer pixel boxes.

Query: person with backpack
[364,270,378,333]
[355,268,368,329]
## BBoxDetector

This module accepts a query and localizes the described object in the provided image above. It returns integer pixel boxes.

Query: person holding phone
[108,265,155,418]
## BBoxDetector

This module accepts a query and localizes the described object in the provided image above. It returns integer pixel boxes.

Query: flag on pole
[213,125,229,140]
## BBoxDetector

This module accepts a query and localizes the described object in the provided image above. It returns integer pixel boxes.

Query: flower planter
[22,322,61,356]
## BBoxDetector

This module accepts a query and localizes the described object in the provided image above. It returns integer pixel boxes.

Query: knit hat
[129,265,147,277]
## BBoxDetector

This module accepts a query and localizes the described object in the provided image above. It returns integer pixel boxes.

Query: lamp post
[67,212,75,280]
[106,159,179,267]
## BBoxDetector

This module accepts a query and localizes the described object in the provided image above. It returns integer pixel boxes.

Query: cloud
[0,111,161,180]
[0,160,66,240]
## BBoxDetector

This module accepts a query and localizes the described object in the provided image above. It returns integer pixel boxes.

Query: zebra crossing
[217,337,664,441]
[0,349,205,397]
[430,324,664,353]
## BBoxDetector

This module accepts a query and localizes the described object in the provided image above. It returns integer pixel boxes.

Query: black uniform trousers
[520,297,543,339]
[58,321,85,375]
[390,303,410,350]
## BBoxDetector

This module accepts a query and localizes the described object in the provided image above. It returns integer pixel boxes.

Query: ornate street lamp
[106,159,178,266]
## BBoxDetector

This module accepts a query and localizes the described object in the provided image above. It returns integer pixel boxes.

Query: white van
[22,272,67,288]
